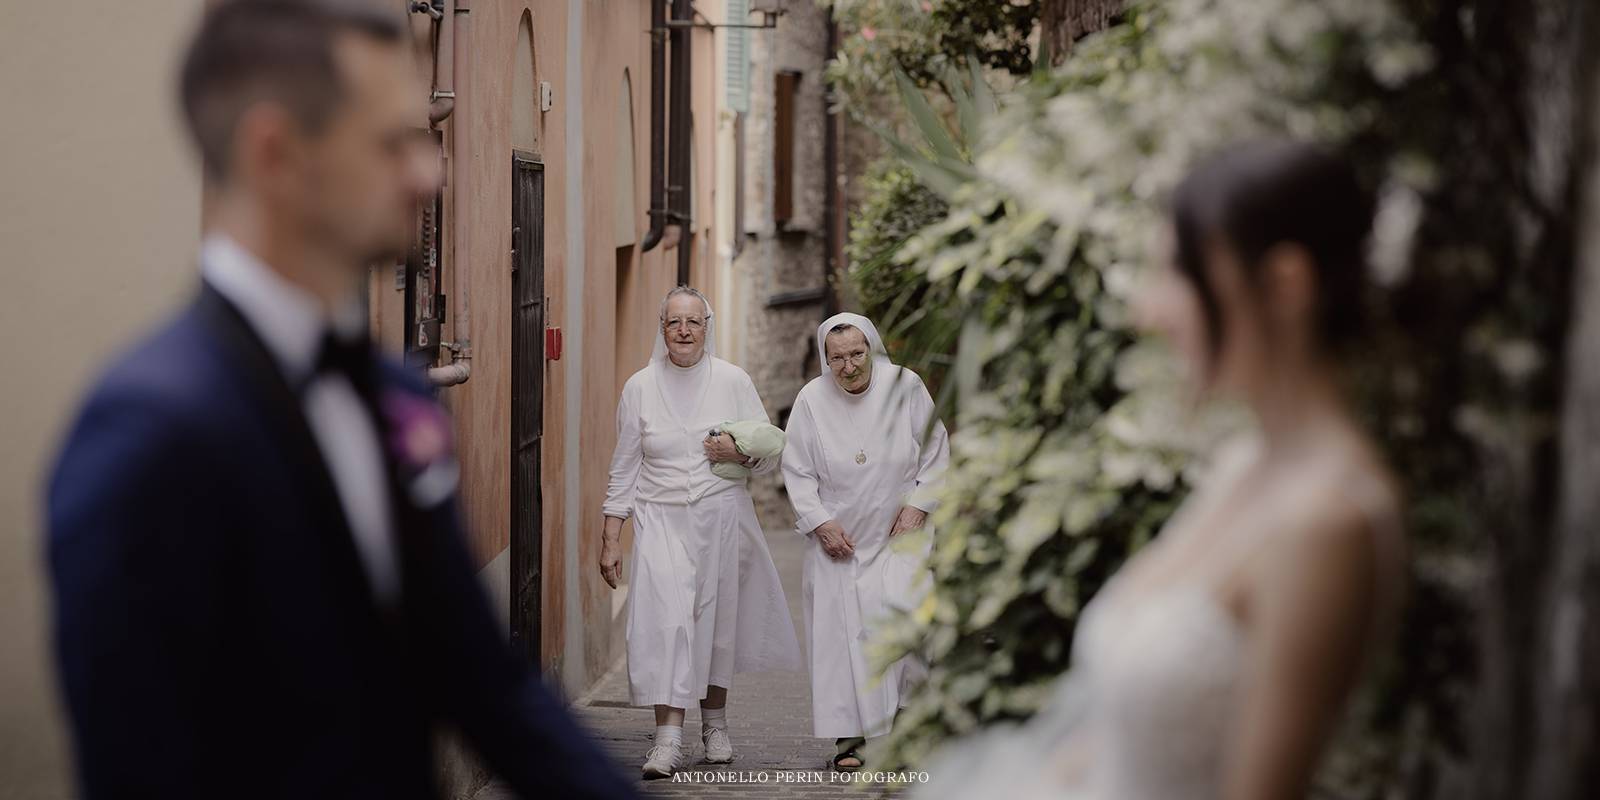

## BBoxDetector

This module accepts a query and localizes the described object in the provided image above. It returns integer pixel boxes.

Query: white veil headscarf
[652,286,716,366]
[813,311,923,439]
[814,312,890,377]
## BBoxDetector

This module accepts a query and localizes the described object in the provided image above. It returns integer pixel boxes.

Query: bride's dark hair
[1170,140,1375,359]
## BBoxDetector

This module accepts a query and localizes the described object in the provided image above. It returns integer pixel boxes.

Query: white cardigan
[603,356,775,519]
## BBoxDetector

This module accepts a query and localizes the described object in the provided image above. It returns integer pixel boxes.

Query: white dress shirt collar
[202,234,403,605]
[201,234,329,385]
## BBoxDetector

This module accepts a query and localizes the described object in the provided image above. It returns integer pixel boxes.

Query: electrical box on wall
[539,80,553,112]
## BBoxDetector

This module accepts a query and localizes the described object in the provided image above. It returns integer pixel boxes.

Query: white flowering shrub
[852,2,1493,793]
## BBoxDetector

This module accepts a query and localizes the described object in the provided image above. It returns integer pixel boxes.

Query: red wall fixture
[545,326,563,361]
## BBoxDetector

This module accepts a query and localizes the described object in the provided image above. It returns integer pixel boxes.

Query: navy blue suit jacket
[46,284,634,800]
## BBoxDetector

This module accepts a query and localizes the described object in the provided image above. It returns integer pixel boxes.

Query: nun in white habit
[781,312,950,770]
[600,286,801,779]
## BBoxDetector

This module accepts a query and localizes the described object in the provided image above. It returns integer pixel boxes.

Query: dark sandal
[832,739,864,772]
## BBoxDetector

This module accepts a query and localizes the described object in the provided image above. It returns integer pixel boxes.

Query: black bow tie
[312,330,376,389]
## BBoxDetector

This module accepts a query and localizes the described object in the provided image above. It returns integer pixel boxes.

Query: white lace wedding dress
[913,577,1248,800]
[915,442,1398,800]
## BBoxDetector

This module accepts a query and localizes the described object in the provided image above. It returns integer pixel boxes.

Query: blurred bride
[918,140,1406,800]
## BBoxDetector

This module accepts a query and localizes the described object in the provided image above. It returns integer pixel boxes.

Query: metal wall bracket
[766,286,828,309]
[656,3,783,30]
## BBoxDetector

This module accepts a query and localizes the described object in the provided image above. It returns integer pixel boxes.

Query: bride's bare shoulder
[1254,450,1404,613]
[1305,440,1401,539]
[1190,432,1264,492]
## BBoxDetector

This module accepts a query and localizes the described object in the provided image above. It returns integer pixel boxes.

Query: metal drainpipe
[430,0,472,387]
[639,0,668,253]
[427,0,456,125]
[670,0,692,287]
[822,9,840,319]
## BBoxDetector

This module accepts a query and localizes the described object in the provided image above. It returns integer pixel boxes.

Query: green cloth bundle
[711,420,786,481]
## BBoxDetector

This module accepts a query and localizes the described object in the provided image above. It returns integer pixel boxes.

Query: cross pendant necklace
[841,391,869,465]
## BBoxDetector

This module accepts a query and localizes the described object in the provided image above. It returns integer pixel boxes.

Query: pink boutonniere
[380,390,454,471]
[378,390,461,508]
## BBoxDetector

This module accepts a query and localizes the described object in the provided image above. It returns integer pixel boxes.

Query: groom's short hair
[178,0,405,181]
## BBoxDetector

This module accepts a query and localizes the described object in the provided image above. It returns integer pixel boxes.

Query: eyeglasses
[663,316,706,332]
[827,351,869,368]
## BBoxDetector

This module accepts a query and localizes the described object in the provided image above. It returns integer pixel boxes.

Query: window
[774,70,800,227]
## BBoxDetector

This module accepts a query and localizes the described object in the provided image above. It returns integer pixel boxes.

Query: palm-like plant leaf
[968,58,999,122]
[893,66,964,163]
[858,59,998,201]
[860,119,975,199]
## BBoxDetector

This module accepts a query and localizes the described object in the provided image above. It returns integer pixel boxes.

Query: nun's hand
[889,506,928,538]
[814,521,855,561]
[599,515,625,589]
[703,432,743,464]
[599,537,623,589]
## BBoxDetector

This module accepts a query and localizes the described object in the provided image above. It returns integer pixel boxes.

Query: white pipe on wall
[428,0,471,388]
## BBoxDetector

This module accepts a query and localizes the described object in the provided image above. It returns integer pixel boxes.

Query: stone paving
[474,528,917,799]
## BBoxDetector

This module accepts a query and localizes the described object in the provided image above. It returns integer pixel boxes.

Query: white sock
[701,706,728,731]
[655,725,683,746]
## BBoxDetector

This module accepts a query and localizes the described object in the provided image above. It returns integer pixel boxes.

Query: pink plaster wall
[378,0,724,688]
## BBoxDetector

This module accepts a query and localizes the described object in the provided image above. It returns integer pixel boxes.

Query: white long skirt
[625,489,800,708]
[803,528,932,739]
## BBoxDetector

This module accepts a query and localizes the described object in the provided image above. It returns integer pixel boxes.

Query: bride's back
[1070,431,1402,800]
[917,141,1402,800]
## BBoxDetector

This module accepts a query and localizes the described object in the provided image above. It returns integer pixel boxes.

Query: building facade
[714,0,847,532]
[375,6,729,791]
[2,1,732,796]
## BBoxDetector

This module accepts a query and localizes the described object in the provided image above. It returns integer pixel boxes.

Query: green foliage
[845,162,953,381]
[845,59,999,386]
[841,2,1504,795]
[863,9,1220,772]
[824,0,1037,116]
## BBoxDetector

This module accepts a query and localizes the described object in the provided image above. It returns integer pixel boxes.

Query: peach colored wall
[367,2,435,356]
[444,0,570,666]
[573,0,723,688]
[578,0,645,688]
[367,0,570,667]
[376,0,724,692]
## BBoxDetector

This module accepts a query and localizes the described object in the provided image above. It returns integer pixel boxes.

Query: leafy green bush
[845,161,952,380]
[843,59,998,388]
[852,3,1482,795]
[824,0,1039,117]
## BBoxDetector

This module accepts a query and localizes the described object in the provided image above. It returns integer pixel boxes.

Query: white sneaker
[642,739,683,780]
[702,725,734,763]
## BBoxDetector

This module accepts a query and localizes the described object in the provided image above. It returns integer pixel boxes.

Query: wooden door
[510,152,545,666]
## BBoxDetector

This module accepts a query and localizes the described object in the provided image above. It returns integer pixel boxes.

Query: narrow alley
[475,526,909,799]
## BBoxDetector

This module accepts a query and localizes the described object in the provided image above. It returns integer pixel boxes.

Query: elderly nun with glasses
[781,313,950,772]
[599,286,802,779]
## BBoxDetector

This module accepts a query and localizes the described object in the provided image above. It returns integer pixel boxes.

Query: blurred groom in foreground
[44,2,634,797]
